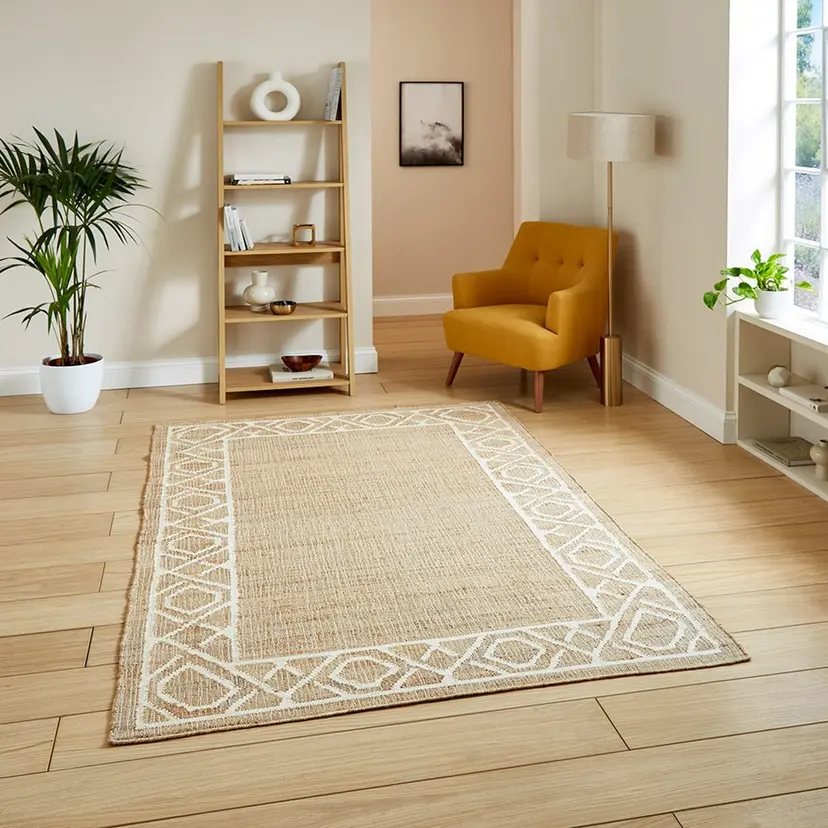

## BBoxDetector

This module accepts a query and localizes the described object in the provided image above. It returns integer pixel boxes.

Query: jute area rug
[111,402,747,744]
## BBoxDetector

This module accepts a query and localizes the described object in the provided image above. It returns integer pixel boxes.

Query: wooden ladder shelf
[215,61,355,404]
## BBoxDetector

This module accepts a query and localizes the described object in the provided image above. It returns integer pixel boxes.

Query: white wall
[727,0,783,411]
[371,0,514,311]
[0,0,372,390]
[537,0,597,225]
[594,0,732,431]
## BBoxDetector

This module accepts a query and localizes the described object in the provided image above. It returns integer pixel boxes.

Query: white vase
[39,354,104,414]
[811,439,828,481]
[754,289,790,320]
[249,71,301,121]
[242,271,276,307]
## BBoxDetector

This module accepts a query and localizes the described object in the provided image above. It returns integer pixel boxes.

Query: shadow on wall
[614,114,674,372]
[655,114,677,158]
[616,229,654,369]
[127,63,217,365]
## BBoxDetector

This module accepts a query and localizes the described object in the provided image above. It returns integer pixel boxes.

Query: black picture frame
[399,81,465,167]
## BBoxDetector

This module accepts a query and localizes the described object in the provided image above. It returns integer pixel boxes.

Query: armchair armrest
[546,280,607,354]
[452,269,525,309]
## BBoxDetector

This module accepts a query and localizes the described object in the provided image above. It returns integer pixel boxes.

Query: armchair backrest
[503,222,612,305]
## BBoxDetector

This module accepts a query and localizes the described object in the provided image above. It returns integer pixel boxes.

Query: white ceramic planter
[39,354,104,414]
[754,289,790,320]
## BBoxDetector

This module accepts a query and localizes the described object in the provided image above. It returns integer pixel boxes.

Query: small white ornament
[242,271,276,308]
[249,71,301,121]
[767,365,792,388]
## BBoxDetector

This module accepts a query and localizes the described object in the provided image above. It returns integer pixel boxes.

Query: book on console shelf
[777,381,828,413]
[752,436,815,467]
[269,364,334,383]
[323,67,343,121]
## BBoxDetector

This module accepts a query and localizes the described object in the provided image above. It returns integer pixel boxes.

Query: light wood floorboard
[676,788,828,828]
[0,452,149,482]
[640,521,828,566]
[0,719,58,779]
[701,583,828,632]
[666,552,828,597]
[0,665,116,724]
[0,489,140,522]
[85,625,121,668]
[2,700,626,828]
[600,668,828,747]
[0,536,136,573]
[0,513,113,547]
[0,629,91,677]
[38,725,828,828]
[0,591,126,637]
[0,316,825,826]
[0,564,104,603]
[0,472,111,500]
[99,560,133,592]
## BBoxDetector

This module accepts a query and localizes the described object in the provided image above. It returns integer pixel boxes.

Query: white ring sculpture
[249,72,300,121]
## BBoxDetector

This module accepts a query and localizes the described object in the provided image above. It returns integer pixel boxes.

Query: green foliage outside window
[796,0,821,275]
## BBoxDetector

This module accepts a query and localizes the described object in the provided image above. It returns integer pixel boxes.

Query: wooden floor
[1,315,827,827]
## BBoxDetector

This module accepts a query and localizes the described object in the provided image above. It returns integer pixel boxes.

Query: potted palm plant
[703,249,812,320]
[0,129,146,413]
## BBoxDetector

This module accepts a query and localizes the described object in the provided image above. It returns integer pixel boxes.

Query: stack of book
[323,67,343,121]
[269,363,334,383]
[223,206,253,251]
[229,173,291,186]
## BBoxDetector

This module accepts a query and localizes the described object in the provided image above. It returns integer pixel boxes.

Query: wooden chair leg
[446,352,464,387]
[534,371,545,413]
[587,354,602,389]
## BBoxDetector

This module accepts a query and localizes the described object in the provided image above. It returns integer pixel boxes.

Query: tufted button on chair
[443,222,614,412]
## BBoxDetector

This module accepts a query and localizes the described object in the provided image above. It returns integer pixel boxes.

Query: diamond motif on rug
[111,402,747,744]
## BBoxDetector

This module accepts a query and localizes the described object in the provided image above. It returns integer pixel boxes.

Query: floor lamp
[567,112,656,407]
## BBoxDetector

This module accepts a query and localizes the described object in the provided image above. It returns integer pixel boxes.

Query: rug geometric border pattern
[111,403,747,743]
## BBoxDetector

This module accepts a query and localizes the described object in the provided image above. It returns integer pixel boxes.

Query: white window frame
[781,0,828,321]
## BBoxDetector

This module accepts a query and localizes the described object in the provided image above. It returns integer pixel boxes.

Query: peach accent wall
[371,0,515,302]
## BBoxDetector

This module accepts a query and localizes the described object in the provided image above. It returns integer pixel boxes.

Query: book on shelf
[777,381,828,413]
[323,67,343,121]
[238,218,253,250]
[229,173,291,185]
[269,364,334,383]
[223,206,253,252]
[752,436,815,467]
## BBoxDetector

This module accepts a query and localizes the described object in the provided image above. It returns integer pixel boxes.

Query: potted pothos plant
[703,249,812,320]
[0,129,146,414]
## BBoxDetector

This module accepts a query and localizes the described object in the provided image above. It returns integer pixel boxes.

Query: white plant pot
[754,289,790,320]
[39,354,105,414]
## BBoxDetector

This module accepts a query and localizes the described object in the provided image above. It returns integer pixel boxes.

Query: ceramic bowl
[269,300,297,316]
[282,354,322,372]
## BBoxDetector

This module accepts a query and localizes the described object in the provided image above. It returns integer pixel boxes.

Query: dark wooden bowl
[282,354,322,372]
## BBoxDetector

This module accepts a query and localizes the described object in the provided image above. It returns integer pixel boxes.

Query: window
[783,0,828,318]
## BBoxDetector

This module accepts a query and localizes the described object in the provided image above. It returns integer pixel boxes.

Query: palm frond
[0,128,149,361]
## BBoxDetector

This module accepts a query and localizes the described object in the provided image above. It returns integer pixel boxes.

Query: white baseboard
[373,293,453,317]
[0,347,379,397]
[622,354,736,444]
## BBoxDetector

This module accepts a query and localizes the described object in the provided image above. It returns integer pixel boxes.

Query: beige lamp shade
[567,112,655,162]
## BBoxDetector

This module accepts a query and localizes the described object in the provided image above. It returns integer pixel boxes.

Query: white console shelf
[735,309,828,501]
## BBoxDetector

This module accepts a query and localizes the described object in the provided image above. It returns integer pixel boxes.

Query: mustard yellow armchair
[443,221,613,412]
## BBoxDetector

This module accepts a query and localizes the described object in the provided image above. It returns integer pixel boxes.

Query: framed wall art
[399,81,464,167]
